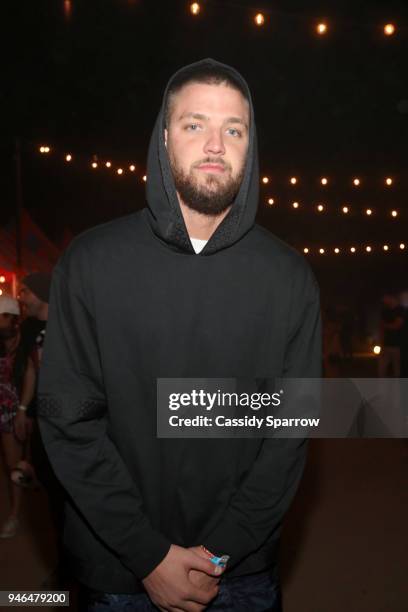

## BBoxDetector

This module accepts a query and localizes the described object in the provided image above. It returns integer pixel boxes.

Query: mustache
[192,158,232,171]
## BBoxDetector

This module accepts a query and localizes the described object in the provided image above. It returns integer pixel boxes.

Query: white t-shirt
[190,238,208,254]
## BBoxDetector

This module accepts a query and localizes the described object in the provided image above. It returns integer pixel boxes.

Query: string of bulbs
[188,3,400,37]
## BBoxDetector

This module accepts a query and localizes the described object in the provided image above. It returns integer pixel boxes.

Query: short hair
[164,63,249,128]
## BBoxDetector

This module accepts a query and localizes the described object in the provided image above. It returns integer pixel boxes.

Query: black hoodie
[38,59,321,593]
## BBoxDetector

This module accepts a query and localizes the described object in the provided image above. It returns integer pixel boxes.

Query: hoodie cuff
[123,530,172,579]
[202,520,255,570]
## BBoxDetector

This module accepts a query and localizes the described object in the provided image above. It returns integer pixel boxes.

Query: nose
[203,129,225,156]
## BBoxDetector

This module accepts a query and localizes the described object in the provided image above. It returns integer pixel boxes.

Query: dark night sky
[3,0,408,303]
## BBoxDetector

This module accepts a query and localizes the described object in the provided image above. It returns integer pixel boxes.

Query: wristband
[18,404,28,412]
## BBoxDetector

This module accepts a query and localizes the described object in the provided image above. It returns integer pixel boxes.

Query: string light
[129,165,135,172]
[353,178,360,186]
[106,161,112,168]
[117,168,123,175]
[39,146,50,153]
[373,346,381,355]
[302,243,406,256]
[317,204,324,212]
[143,175,147,182]
[262,176,269,184]
[254,13,265,26]
[321,177,328,185]
[91,162,98,169]
[268,198,275,205]
[65,154,72,162]
[366,209,372,216]
[290,177,297,184]
[384,23,395,36]
[386,177,393,185]
[0,276,5,283]
[316,22,328,35]
[292,202,299,209]
[342,206,349,214]
[190,3,200,16]
[391,210,398,217]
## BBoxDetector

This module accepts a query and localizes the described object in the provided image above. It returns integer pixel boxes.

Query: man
[38,59,321,611]
[15,272,51,441]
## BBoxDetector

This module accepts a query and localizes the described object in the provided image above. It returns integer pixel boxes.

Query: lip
[196,164,226,173]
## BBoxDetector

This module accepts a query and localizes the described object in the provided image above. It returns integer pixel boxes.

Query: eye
[227,127,242,137]
[185,123,202,131]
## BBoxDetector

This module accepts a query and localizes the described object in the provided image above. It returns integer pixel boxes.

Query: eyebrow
[177,112,248,130]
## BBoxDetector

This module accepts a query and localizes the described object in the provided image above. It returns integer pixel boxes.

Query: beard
[169,155,245,217]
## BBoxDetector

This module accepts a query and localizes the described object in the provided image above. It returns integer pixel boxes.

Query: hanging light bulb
[334,248,340,254]
[384,23,395,36]
[268,198,275,205]
[254,13,265,26]
[129,165,135,172]
[321,177,328,185]
[383,245,389,251]
[373,345,381,355]
[366,246,372,253]
[350,247,356,253]
[391,210,398,217]
[290,177,297,184]
[353,178,360,186]
[292,202,299,209]
[117,168,123,175]
[400,243,406,250]
[319,248,325,254]
[0,276,5,283]
[304,248,309,254]
[143,175,147,182]
[91,162,98,169]
[366,209,372,216]
[316,22,328,35]
[106,161,112,168]
[385,177,393,185]
[317,204,324,212]
[190,3,200,16]
[65,154,72,162]
[342,206,349,214]
[262,176,269,184]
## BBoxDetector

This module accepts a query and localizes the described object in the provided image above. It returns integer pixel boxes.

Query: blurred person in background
[399,292,408,377]
[378,294,404,377]
[0,295,36,538]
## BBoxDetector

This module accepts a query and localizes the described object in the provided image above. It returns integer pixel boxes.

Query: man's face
[19,284,42,317]
[165,82,250,216]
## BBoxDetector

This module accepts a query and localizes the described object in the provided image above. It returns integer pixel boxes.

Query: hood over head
[145,58,259,255]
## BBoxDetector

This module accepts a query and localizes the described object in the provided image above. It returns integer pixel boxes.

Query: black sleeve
[37,262,171,580]
[203,262,322,567]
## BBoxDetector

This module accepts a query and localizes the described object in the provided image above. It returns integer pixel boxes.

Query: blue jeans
[84,570,282,611]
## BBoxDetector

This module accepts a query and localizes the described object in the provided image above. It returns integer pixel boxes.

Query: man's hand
[14,411,33,442]
[188,546,224,593]
[142,544,223,611]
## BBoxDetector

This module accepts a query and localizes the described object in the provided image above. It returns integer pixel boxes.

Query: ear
[164,128,168,148]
